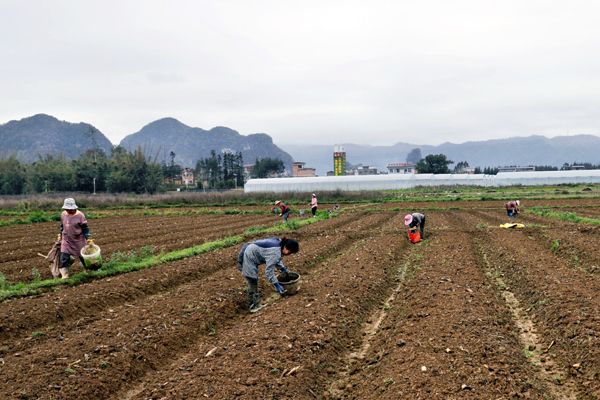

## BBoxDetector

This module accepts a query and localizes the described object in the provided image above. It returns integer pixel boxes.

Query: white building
[387,162,416,174]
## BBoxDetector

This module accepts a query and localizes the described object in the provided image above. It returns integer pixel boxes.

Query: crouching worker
[404,212,426,240]
[58,198,92,279]
[505,200,521,218]
[237,237,300,313]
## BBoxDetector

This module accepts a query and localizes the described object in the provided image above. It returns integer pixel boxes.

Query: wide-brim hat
[62,198,78,210]
[275,200,282,205]
[404,214,413,226]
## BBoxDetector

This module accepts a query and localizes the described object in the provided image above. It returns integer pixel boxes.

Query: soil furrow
[0,213,393,399]
[457,211,600,398]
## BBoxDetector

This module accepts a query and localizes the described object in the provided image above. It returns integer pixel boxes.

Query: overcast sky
[1,0,600,146]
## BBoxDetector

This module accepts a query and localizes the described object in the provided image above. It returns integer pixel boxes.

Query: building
[333,145,346,176]
[497,165,536,173]
[181,168,195,186]
[292,162,316,177]
[387,162,416,174]
[352,165,379,175]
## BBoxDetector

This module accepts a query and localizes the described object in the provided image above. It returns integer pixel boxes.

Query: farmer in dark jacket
[404,212,426,239]
[237,237,299,313]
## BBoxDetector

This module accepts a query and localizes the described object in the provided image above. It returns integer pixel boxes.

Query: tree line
[0,147,288,195]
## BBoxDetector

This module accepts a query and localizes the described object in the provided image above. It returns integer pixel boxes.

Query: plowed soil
[1,200,599,399]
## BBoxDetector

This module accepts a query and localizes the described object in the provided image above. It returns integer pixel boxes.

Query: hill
[281,135,600,175]
[0,114,113,162]
[119,118,294,169]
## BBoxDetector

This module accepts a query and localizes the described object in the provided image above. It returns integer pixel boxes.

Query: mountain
[0,114,113,162]
[281,135,600,175]
[119,118,294,169]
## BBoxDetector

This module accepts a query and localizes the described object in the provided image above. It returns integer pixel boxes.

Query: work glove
[86,239,94,245]
[273,282,286,295]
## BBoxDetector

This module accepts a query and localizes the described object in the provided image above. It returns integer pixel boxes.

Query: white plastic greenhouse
[244,170,600,193]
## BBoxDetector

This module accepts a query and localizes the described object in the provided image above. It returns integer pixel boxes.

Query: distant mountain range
[282,135,600,175]
[3,114,600,175]
[119,118,294,169]
[0,114,113,163]
[0,114,294,170]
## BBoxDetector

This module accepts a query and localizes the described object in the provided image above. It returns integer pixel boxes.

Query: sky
[1,0,600,146]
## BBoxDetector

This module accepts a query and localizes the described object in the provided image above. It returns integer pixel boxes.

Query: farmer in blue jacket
[237,237,300,312]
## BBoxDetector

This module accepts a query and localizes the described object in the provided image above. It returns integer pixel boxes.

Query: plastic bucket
[277,271,301,295]
[408,230,421,244]
[80,244,102,270]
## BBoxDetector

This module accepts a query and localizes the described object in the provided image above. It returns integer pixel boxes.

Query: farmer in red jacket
[505,200,521,218]
[274,200,291,223]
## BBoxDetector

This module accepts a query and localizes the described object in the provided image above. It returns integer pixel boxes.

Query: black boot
[246,278,265,313]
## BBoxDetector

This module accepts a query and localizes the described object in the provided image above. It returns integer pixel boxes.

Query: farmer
[58,198,92,279]
[274,200,291,223]
[237,237,300,313]
[505,200,521,218]
[310,193,318,216]
[404,212,426,240]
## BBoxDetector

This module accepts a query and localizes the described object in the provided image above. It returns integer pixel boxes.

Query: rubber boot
[246,278,264,313]
[59,268,69,279]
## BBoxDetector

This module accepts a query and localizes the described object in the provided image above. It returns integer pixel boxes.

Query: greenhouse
[244,170,600,193]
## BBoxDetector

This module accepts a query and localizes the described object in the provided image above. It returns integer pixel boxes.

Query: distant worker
[404,212,426,240]
[237,237,300,313]
[58,198,93,279]
[274,200,291,223]
[505,200,521,218]
[310,193,318,216]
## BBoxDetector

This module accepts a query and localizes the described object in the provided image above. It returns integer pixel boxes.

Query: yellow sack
[500,223,525,229]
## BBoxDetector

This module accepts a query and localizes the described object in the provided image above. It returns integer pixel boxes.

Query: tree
[483,167,499,175]
[195,150,244,189]
[415,154,453,174]
[107,146,162,193]
[474,167,482,174]
[72,149,110,193]
[252,158,285,178]
[453,161,470,173]
[29,155,76,192]
[162,151,183,184]
[0,156,27,194]
[406,148,422,164]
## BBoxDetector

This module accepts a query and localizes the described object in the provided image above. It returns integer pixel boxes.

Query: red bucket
[408,230,421,244]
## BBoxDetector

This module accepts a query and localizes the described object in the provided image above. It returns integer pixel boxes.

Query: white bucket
[80,244,102,270]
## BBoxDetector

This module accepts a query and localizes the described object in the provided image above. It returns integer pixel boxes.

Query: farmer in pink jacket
[310,193,318,216]
[58,198,93,278]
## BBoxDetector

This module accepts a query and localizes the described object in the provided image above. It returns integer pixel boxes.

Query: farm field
[0,200,599,399]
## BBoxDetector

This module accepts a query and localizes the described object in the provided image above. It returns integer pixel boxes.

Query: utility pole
[93,177,96,195]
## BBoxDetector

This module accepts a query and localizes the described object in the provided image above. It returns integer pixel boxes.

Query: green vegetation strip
[0,208,271,228]
[528,207,600,225]
[0,211,335,301]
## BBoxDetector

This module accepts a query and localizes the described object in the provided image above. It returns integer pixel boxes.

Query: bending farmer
[237,237,299,313]
[505,200,521,218]
[58,198,92,279]
[404,212,426,240]
[274,200,291,223]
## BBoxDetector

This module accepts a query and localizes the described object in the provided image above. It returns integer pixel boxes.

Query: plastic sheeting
[244,170,600,193]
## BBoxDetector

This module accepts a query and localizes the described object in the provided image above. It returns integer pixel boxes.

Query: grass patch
[528,207,600,225]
